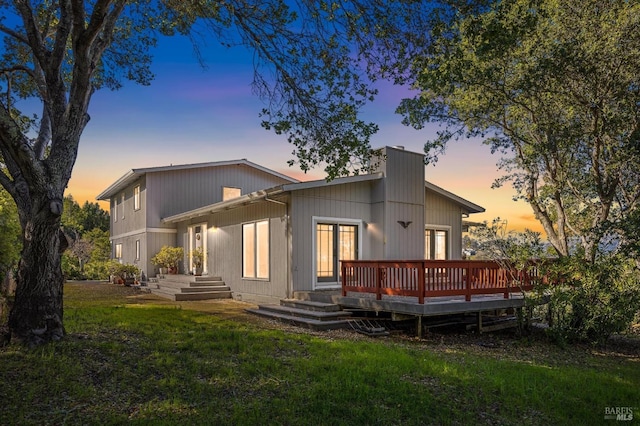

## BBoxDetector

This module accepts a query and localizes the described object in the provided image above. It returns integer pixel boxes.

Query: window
[425,229,449,260]
[115,243,122,259]
[121,193,125,219]
[316,223,358,282]
[134,185,140,210]
[135,240,140,261]
[223,186,241,201]
[113,199,117,222]
[243,220,269,279]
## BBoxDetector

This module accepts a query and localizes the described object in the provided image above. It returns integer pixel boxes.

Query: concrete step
[259,304,352,321]
[178,285,231,293]
[150,285,232,302]
[194,276,222,282]
[157,279,227,290]
[293,291,342,304]
[158,274,222,283]
[245,308,351,331]
[174,291,232,301]
[280,299,342,312]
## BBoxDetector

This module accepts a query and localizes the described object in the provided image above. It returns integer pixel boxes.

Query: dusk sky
[68,33,540,234]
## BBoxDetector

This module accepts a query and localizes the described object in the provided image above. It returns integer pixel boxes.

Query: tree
[0,1,432,344]
[399,0,640,262]
[61,195,109,237]
[84,228,110,264]
[61,195,84,237]
[0,187,20,279]
[79,200,109,233]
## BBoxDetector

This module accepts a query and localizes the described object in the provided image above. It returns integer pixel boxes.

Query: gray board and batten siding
[289,176,380,294]
[97,147,485,303]
[175,195,290,305]
[371,146,427,260]
[97,160,297,278]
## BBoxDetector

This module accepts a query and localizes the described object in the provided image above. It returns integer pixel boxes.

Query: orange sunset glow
[64,34,541,237]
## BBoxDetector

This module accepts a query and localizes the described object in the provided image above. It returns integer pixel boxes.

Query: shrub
[545,254,640,345]
[151,246,184,272]
[107,260,140,285]
[83,261,111,280]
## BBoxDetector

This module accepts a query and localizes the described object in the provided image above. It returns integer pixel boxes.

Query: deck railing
[341,260,544,303]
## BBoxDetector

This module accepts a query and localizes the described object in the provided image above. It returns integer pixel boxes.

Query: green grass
[1,283,638,425]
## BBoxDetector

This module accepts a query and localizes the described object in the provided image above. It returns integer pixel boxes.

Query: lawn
[0,282,638,425]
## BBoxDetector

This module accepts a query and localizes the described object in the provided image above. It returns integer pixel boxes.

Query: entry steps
[247,299,353,331]
[150,275,232,301]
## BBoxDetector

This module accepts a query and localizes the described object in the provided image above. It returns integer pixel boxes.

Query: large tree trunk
[8,197,66,346]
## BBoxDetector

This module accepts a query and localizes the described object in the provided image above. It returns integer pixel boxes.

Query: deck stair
[247,299,353,331]
[150,275,232,301]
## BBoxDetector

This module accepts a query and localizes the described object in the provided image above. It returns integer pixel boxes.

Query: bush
[61,253,86,280]
[151,246,184,272]
[545,254,640,345]
[107,261,140,285]
[62,254,113,281]
[83,261,111,280]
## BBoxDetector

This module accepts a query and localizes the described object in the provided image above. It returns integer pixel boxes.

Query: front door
[188,223,207,274]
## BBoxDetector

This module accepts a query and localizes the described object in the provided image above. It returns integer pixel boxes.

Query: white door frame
[312,216,363,290]
[188,223,208,274]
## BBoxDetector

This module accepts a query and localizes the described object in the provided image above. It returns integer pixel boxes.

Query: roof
[425,181,485,214]
[162,173,384,223]
[163,172,485,224]
[96,159,299,201]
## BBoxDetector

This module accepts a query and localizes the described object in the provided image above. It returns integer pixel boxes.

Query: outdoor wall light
[397,221,412,229]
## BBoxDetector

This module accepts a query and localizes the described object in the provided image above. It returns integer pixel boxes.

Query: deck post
[418,261,425,304]
[504,271,510,299]
[341,262,347,296]
[465,262,471,302]
[477,311,483,334]
[417,315,423,338]
[376,262,382,301]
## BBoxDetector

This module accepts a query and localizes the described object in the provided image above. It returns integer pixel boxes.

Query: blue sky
[69,33,538,232]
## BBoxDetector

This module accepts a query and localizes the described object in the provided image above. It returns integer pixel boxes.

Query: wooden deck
[341,259,543,303]
[334,259,549,335]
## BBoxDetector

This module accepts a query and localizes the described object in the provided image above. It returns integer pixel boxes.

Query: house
[97,146,484,304]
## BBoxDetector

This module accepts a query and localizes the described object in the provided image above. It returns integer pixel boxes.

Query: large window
[316,222,358,283]
[135,240,140,261]
[134,185,140,210]
[115,243,122,260]
[425,229,449,260]
[243,220,269,279]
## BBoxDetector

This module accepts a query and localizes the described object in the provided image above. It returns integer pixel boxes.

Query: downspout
[264,193,292,299]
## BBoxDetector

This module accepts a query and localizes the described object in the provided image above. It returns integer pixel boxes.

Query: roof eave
[162,187,285,224]
[425,181,485,214]
[96,169,138,200]
[281,172,384,192]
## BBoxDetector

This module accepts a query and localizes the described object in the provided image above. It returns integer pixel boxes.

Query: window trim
[134,185,141,211]
[113,198,118,222]
[242,219,270,280]
[121,193,125,220]
[424,225,451,260]
[312,216,363,290]
[115,243,123,260]
[135,240,140,261]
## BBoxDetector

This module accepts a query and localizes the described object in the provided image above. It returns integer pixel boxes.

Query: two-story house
[97,146,484,303]
[96,159,297,281]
